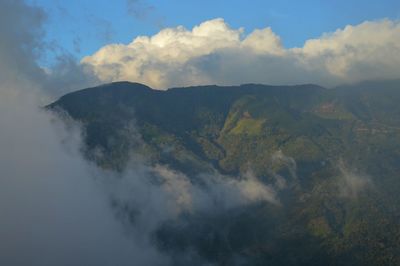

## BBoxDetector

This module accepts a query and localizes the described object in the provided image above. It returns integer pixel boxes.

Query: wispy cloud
[126,0,155,20]
[337,161,372,199]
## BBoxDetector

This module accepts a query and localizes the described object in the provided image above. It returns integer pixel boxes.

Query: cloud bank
[82,18,400,89]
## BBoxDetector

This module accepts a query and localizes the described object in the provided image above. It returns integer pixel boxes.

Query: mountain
[49,80,400,265]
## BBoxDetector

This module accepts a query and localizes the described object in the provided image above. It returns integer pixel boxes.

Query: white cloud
[154,167,275,212]
[337,162,372,199]
[297,19,400,81]
[82,18,400,89]
[242,27,284,55]
[82,18,243,88]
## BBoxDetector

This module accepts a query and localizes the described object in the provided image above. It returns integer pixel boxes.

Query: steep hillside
[49,80,400,265]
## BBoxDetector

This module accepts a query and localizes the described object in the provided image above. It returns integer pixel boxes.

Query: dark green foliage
[49,80,400,265]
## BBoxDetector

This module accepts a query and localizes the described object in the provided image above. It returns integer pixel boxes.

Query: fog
[0,0,162,265]
[0,93,165,265]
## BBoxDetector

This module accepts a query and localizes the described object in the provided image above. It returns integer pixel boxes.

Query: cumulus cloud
[82,18,400,89]
[298,19,400,82]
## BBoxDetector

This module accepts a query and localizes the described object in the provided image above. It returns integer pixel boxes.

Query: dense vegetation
[50,80,400,265]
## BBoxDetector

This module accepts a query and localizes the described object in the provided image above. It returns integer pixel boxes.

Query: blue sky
[30,0,400,62]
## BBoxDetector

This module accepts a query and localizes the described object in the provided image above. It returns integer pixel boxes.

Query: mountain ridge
[49,79,400,266]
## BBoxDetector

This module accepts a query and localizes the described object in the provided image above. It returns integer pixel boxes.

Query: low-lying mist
[0,88,162,265]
